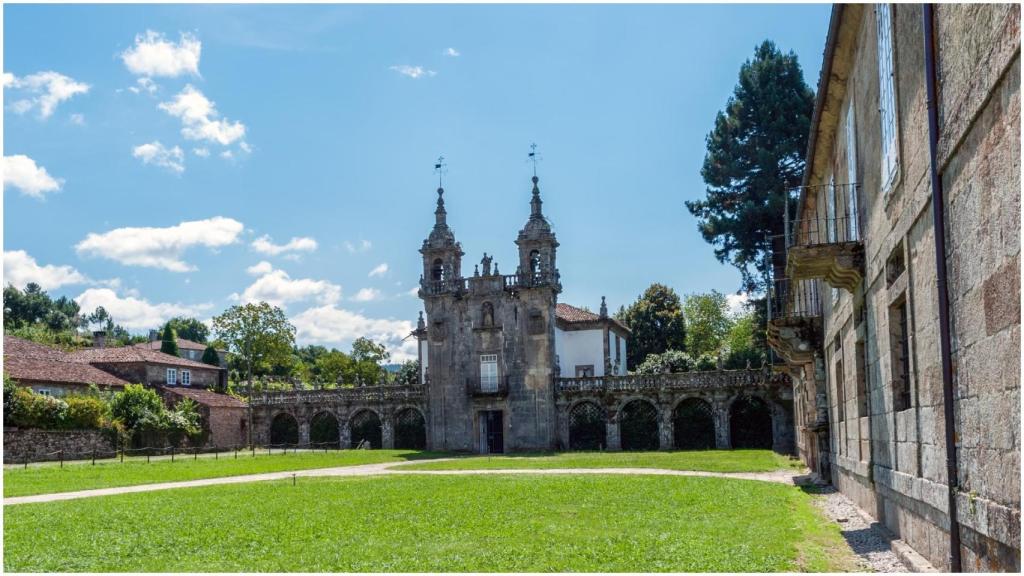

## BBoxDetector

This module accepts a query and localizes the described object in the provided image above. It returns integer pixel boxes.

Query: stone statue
[481,252,493,276]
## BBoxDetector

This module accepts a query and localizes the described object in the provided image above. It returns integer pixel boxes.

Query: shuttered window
[876,4,899,190]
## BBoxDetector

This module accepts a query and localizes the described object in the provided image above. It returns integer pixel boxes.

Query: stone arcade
[251,174,795,455]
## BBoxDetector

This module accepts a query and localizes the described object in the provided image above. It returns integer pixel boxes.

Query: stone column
[382,416,394,449]
[339,419,351,449]
[658,406,673,450]
[555,402,570,450]
[299,421,310,445]
[713,397,731,449]
[605,420,621,451]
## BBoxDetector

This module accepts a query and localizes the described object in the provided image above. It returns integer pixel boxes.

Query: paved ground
[810,485,910,572]
[4,460,804,505]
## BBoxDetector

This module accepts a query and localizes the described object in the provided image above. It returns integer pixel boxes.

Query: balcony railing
[554,368,782,395]
[421,270,561,296]
[250,385,426,406]
[784,183,865,291]
[769,278,822,320]
[467,375,509,396]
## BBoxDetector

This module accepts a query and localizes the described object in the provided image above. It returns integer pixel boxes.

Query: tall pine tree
[686,40,815,292]
[160,324,180,357]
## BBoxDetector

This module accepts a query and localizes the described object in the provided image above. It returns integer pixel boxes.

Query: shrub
[109,384,164,431]
[64,395,109,429]
[636,350,693,375]
[694,353,718,372]
[17,392,69,429]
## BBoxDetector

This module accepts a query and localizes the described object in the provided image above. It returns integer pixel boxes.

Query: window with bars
[846,103,860,240]
[826,174,837,242]
[890,299,912,412]
[480,354,499,392]
[876,4,899,190]
[834,336,845,424]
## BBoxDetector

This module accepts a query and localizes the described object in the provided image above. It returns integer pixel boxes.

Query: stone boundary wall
[3,428,115,464]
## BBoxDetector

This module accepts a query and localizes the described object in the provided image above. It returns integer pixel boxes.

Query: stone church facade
[416,176,562,453]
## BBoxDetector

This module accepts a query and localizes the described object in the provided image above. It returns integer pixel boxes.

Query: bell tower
[419,185,463,292]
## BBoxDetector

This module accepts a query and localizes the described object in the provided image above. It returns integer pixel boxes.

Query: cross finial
[528,143,541,177]
[434,155,447,188]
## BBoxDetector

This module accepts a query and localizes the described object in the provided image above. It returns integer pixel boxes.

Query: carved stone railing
[249,385,426,406]
[554,368,785,395]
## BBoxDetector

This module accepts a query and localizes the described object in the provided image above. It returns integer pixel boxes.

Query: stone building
[134,331,228,367]
[416,176,563,453]
[768,4,1019,571]
[3,335,129,396]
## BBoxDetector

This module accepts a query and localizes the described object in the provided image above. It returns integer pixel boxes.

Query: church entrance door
[479,410,504,454]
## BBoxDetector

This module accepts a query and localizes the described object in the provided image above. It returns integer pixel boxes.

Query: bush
[109,384,164,431]
[694,353,718,372]
[636,350,693,375]
[17,392,69,429]
[64,395,109,429]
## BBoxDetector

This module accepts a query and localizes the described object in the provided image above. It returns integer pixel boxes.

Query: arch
[568,401,606,451]
[309,411,340,448]
[270,412,299,446]
[393,407,427,450]
[672,397,715,450]
[432,258,444,281]
[730,394,773,449]
[349,409,382,449]
[618,399,659,451]
[529,250,541,279]
[481,302,495,327]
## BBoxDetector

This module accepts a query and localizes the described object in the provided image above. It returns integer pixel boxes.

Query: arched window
[432,258,445,281]
[482,302,495,327]
[529,250,541,279]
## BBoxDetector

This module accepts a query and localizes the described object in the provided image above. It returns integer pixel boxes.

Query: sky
[2,3,831,361]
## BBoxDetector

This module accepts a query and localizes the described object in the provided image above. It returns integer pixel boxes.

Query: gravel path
[4,461,804,505]
[811,485,909,572]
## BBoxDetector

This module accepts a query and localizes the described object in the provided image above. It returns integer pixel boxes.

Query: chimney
[149,329,159,343]
[93,331,107,349]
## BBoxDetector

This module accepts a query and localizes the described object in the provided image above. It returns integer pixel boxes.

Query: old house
[768,4,1019,571]
[3,335,129,396]
[554,301,630,378]
[133,331,228,367]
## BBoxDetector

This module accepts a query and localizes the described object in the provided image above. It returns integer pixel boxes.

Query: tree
[395,360,420,386]
[110,384,164,432]
[349,337,389,385]
[683,291,733,358]
[160,324,179,356]
[164,317,209,343]
[722,311,766,369]
[616,283,687,370]
[212,302,296,446]
[201,345,221,367]
[686,40,815,292]
[315,350,351,387]
[636,350,694,375]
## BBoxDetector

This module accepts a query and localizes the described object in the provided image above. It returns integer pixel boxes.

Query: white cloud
[193,147,210,158]
[344,239,372,253]
[159,85,246,146]
[246,261,274,276]
[128,77,158,95]
[233,267,341,308]
[220,150,234,159]
[406,287,420,297]
[3,71,90,119]
[69,113,85,125]
[121,30,201,78]
[75,287,211,331]
[251,235,318,256]
[75,216,244,272]
[444,47,460,57]
[3,250,89,291]
[132,141,185,174]
[2,155,64,199]
[389,65,436,79]
[368,263,389,278]
[726,292,751,316]
[292,305,417,361]
[352,288,381,302]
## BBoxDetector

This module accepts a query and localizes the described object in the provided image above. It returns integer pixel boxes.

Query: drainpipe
[922,4,962,571]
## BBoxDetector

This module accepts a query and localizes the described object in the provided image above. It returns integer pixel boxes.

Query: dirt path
[4,461,804,505]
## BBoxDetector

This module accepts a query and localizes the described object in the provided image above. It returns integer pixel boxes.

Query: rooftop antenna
[528,142,542,177]
[434,155,447,188]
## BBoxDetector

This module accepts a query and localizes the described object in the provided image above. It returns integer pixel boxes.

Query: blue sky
[3,3,830,360]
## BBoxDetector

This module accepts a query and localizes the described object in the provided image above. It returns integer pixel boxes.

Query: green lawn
[3,450,443,497]
[4,474,856,572]
[400,449,805,473]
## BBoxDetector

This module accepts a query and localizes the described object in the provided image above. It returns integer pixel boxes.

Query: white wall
[419,339,429,383]
[555,327,606,377]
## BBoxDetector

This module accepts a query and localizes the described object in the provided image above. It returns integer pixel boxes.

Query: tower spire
[433,156,448,227]
[528,143,543,218]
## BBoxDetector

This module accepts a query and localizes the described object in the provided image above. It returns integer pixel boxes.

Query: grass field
[3,450,443,497]
[400,449,805,473]
[3,474,856,572]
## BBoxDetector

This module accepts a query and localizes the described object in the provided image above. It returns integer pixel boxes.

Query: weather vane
[434,155,448,188]
[528,143,542,177]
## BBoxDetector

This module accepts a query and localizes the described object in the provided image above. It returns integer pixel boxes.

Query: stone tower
[419,176,560,453]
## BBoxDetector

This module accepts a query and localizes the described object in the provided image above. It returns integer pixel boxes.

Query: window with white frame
[38,388,52,397]
[480,354,499,392]
[167,368,177,385]
[181,370,191,386]
[876,4,899,190]
[846,103,860,240]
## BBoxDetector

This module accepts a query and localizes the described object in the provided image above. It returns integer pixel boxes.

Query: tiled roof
[68,346,221,370]
[555,303,602,323]
[162,386,247,408]
[133,338,211,352]
[3,335,130,388]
